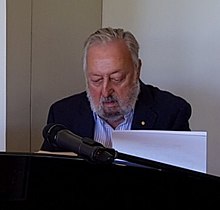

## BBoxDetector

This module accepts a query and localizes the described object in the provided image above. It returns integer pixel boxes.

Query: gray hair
[82,27,140,71]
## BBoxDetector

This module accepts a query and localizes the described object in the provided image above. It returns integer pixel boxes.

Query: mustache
[100,95,118,103]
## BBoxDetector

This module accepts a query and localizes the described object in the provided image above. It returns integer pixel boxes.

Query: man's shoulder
[140,81,191,107]
[51,91,88,108]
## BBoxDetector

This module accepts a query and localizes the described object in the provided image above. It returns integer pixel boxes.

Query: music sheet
[112,130,207,173]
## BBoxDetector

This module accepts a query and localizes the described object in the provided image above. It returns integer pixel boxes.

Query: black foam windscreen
[42,123,66,144]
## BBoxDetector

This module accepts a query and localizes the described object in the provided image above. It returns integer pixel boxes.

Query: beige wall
[7,0,32,152]
[6,0,102,152]
[102,0,220,177]
[0,0,6,151]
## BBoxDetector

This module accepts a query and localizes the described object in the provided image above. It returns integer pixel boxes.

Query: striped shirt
[93,110,134,148]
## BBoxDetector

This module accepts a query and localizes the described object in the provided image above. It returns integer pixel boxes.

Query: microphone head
[42,123,66,144]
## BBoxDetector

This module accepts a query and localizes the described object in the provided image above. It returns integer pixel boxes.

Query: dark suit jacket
[40,80,192,151]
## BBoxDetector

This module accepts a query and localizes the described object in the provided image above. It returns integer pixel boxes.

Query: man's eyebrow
[88,73,102,77]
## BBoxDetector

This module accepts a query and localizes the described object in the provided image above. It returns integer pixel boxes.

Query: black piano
[1,151,220,209]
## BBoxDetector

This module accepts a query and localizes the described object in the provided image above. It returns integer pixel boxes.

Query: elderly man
[40,27,191,151]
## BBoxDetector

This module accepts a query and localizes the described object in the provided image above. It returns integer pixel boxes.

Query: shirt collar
[93,110,134,127]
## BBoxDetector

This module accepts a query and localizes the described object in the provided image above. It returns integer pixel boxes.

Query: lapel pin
[141,121,146,126]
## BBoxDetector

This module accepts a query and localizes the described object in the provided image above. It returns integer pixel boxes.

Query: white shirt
[93,111,134,148]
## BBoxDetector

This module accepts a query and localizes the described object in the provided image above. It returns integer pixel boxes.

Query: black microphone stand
[81,139,167,172]
[91,146,165,172]
[86,140,204,175]
[81,136,168,171]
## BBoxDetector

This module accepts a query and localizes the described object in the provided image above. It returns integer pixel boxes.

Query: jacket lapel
[131,81,158,130]
[78,94,95,139]
[131,108,157,130]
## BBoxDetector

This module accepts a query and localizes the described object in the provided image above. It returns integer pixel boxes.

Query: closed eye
[90,78,103,86]
[110,76,124,84]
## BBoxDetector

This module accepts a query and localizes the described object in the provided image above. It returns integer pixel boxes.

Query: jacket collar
[131,80,157,129]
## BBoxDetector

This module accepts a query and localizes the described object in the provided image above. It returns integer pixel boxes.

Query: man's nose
[101,79,113,97]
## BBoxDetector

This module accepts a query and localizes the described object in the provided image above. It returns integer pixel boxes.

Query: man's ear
[137,59,142,77]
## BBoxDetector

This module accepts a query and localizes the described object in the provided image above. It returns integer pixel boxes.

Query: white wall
[103,0,220,176]
[0,0,6,151]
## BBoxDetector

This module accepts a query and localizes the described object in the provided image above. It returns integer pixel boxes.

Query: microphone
[42,123,116,163]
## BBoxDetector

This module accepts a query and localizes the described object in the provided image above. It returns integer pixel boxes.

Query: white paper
[112,130,207,173]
